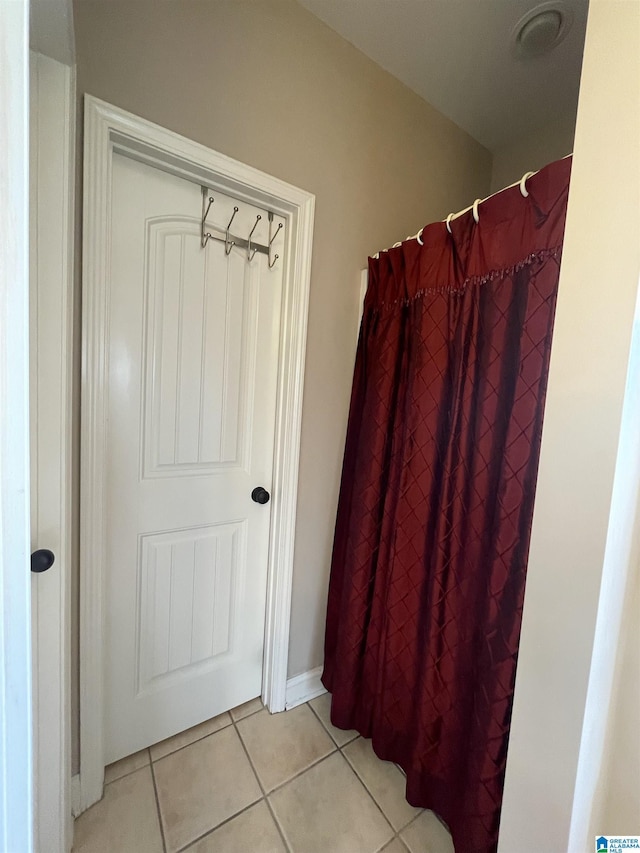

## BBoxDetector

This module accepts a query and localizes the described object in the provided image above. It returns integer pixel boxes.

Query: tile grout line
[101,700,418,853]
[396,836,410,853]
[148,750,168,853]
[230,715,293,853]
[228,700,265,725]
[103,701,321,852]
[338,744,396,841]
[256,700,407,850]
[234,703,339,798]
[178,732,416,853]
[263,798,291,853]
[340,743,420,837]
[262,746,337,798]
[104,760,151,788]
[399,810,426,836]
[308,698,422,840]
[148,702,264,767]
[232,700,402,848]
[163,704,268,852]
[307,696,359,748]
[175,797,265,853]
[149,720,234,764]
[311,700,422,845]
[109,698,329,783]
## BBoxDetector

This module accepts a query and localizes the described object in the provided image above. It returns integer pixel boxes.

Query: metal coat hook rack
[200,187,283,269]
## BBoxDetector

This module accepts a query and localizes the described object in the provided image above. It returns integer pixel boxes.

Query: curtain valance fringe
[371,246,562,313]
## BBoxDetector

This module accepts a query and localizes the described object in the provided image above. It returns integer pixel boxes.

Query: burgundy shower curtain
[322,158,572,853]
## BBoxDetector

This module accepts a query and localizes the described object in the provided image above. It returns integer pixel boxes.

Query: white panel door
[105,153,284,763]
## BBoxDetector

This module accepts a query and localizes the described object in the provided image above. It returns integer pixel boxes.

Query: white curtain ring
[520,171,536,198]
[445,213,454,234]
[416,227,424,246]
[472,199,481,224]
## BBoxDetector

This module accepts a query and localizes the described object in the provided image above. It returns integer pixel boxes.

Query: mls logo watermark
[596,837,640,852]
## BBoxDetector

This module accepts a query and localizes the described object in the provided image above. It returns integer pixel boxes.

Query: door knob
[251,487,270,504]
[31,549,55,573]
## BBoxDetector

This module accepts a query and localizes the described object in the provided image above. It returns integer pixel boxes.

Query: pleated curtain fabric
[322,157,572,853]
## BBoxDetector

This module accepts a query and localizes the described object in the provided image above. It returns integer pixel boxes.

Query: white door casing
[0,1,32,849]
[105,155,285,762]
[80,97,314,810]
[29,52,74,851]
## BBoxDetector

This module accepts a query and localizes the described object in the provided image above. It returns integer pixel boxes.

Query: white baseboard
[285,666,327,710]
[70,773,82,818]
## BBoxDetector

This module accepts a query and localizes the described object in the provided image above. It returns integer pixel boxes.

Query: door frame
[29,52,74,851]
[79,96,315,812]
[0,1,33,849]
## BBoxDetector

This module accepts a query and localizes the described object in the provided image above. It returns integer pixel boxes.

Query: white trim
[358,268,368,346]
[285,667,327,710]
[0,2,33,850]
[70,775,81,819]
[29,52,75,853]
[359,269,368,318]
[80,96,314,811]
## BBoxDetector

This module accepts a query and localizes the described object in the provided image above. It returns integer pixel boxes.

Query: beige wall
[578,272,640,844]
[499,2,640,850]
[490,112,578,194]
[73,0,490,694]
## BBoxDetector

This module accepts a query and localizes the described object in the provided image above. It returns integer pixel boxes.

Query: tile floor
[73,693,455,853]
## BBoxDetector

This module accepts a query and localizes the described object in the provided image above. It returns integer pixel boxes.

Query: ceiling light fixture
[512,2,574,59]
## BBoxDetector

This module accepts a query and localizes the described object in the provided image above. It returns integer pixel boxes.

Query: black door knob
[31,549,55,573]
[251,487,270,505]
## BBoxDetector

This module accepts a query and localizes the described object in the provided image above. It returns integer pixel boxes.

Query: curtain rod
[374,153,573,258]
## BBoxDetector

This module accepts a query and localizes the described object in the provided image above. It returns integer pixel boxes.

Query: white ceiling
[298,0,589,151]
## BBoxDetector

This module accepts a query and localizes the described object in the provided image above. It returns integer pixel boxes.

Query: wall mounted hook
[268,212,283,269]
[225,206,239,255]
[201,188,215,248]
[247,215,261,262]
